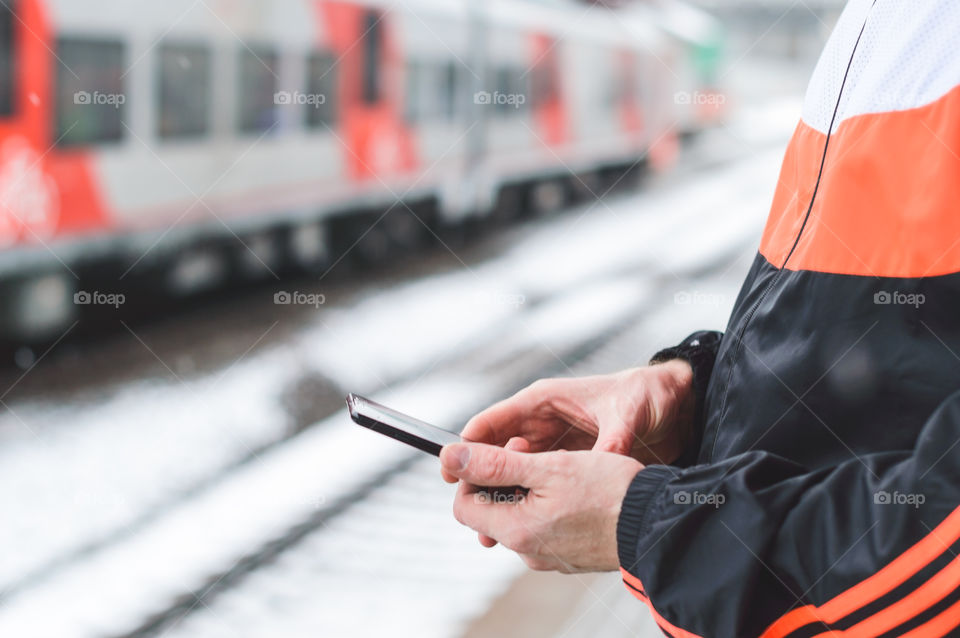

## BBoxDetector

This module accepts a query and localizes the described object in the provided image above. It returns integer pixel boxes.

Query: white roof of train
[44,0,663,52]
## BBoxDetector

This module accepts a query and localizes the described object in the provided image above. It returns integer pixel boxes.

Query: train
[0,0,724,341]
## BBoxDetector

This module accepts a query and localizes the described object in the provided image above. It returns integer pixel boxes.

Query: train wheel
[491,184,525,225]
[566,171,603,205]
[528,178,567,217]
[287,221,329,274]
[327,212,391,267]
[382,206,426,254]
[166,246,230,296]
[235,231,283,281]
[0,271,76,344]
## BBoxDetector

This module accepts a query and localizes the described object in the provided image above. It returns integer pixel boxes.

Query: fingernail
[444,444,470,471]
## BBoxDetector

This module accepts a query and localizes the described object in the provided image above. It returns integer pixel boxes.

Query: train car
[642,0,727,134]
[0,0,720,340]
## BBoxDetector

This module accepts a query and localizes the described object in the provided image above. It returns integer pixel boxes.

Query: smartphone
[346,393,461,456]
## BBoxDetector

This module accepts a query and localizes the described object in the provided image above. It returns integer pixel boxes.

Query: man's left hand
[440,442,643,573]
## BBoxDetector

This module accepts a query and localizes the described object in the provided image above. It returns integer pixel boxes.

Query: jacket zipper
[706,0,878,462]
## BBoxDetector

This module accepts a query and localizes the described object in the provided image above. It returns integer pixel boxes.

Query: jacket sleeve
[650,330,723,467]
[616,390,960,638]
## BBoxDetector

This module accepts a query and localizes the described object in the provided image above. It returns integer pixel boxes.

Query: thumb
[593,428,633,455]
[440,442,540,486]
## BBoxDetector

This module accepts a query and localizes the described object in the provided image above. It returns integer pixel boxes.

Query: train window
[54,38,126,146]
[237,46,279,133]
[404,60,421,123]
[156,43,211,139]
[361,10,382,104]
[494,67,512,114]
[439,61,457,121]
[404,60,458,123]
[0,2,14,116]
[493,67,526,115]
[305,51,337,128]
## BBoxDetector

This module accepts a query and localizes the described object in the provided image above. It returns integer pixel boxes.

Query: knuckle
[550,450,573,471]
[500,528,521,550]
[527,377,559,398]
[486,451,511,483]
[528,378,551,392]
[505,528,535,554]
[452,500,467,526]
[522,555,554,571]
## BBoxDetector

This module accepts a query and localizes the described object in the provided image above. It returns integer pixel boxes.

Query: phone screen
[347,393,461,456]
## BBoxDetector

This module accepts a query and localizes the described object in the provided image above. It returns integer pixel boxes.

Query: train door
[0,0,61,246]
[341,7,416,181]
[0,0,82,339]
[530,34,567,149]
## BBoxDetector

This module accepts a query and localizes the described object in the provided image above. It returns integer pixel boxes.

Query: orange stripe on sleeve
[760,505,960,638]
[620,568,706,638]
[821,554,960,637]
[898,597,960,638]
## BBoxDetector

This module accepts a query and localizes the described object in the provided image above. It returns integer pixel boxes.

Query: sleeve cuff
[616,464,676,571]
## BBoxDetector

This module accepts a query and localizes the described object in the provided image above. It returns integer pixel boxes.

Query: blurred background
[0,0,845,636]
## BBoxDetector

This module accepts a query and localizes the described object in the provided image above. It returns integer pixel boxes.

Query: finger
[521,554,562,572]
[461,379,566,444]
[478,532,498,548]
[461,396,532,445]
[593,428,634,455]
[453,486,532,549]
[445,436,528,483]
[454,480,511,542]
[440,442,542,486]
[505,436,531,453]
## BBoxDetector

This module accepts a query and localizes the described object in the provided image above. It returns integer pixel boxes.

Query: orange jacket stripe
[760,120,825,269]
[824,554,960,637]
[760,83,960,278]
[620,568,705,638]
[898,597,960,638]
[759,505,960,637]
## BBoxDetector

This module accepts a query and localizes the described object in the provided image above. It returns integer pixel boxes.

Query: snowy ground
[0,96,799,638]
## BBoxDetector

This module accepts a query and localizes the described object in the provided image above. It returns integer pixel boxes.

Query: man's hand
[440,442,643,573]
[448,361,694,474]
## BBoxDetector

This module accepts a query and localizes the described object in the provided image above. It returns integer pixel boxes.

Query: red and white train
[0,0,723,339]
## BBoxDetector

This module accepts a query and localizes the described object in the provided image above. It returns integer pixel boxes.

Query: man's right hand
[446,359,696,477]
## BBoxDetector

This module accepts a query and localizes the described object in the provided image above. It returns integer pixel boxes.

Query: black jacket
[616,2,960,636]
